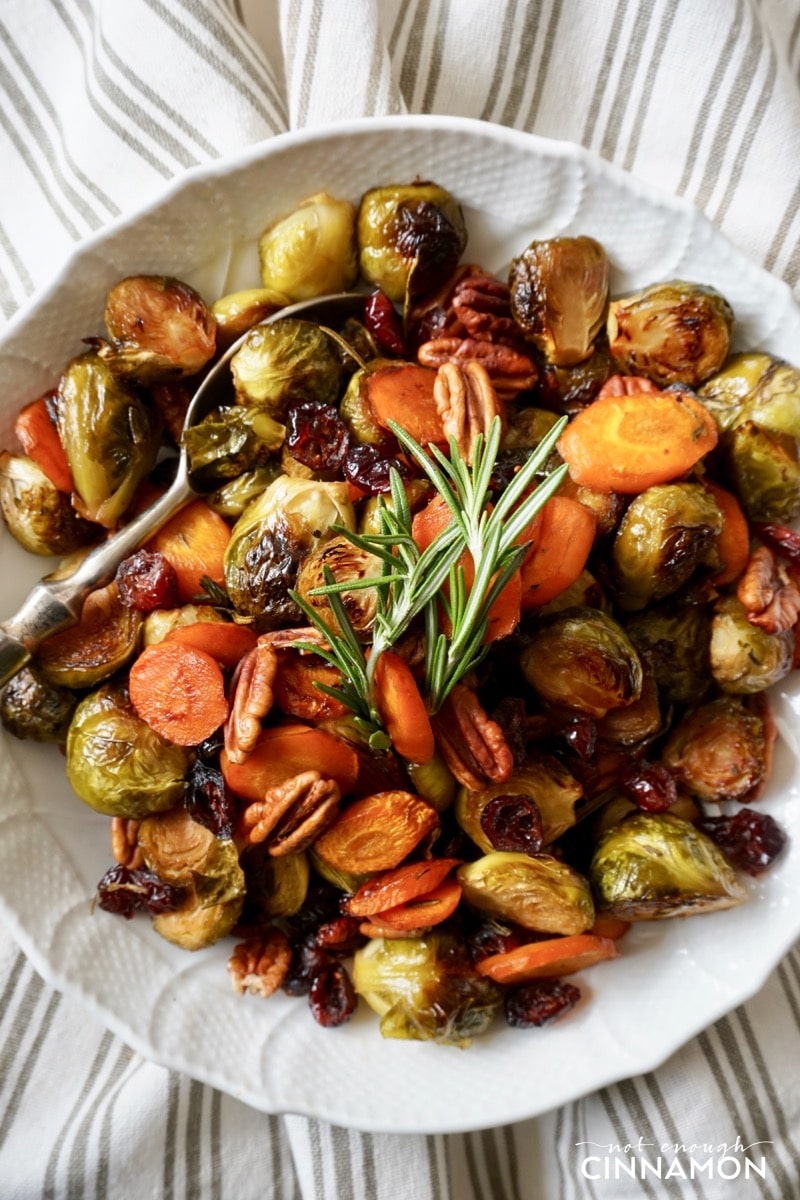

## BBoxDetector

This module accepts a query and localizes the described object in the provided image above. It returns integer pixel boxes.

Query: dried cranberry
[96,863,183,919]
[285,399,350,475]
[315,916,365,956]
[343,443,412,495]
[185,759,236,838]
[287,880,342,934]
[115,549,178,611]
[309,962,357,1027]
[282,933,331,997]
[364,290,406,357]
[558,716,597,761]
[480,793,544,854]
[504,979,581,1028]
[619,760,678,813]
[696,807,787,876]
[466,918,522,965]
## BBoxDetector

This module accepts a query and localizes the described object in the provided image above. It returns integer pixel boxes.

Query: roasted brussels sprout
[698,352,775,432]
[241,846,309,918]
[99,275,216,382]
[57,352,160,527]
[1,663,78,742]
[589,812,747,920]
[606,281,733,386]
[0,453,95,556]
[206,464,283,518]
[138,807,244,950]
[611,483,724,610]
[183,405,285,489]
[626,601,712,706]
[357,182,468,304]
[700,352,800,440]
[211,287,291,349]
[457,852,595,934]
[339,363,395,447]
[230,319,343,419]
[709,596,794,693]
[294,533,382,639]
[258,193,358,301]
[223,475,355,621]
[353,934,502,1046]
[724,420,800,523]
[508,236,609,367]
[66,683,189,818]
[537,344,615,412]
[36,582,142,688]
[661,695,770,802]
[520,607,643,717]
[596,666,663,747]
[456,754,582,853]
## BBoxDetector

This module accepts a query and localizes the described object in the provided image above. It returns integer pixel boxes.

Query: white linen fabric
[1,1,799,1197]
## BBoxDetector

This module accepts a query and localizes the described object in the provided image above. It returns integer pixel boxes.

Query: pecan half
[431,683,514,790]
[228,928,291,998]
[241,770,341,857]
[419,336,537,400]
[596,374,661,398]
[737,545,800,634]
[224,641,278,765]
[451,272,519,342]
[110,818,144,870]
[433,361,502,462]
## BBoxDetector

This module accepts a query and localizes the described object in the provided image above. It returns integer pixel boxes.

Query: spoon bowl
[0,291,365,687]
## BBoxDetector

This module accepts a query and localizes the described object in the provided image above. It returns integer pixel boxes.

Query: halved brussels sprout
[183,405,285,489]
[589,812,747,919]
[99,275,217,382]
[508,236,609,367]
[456,754,582,853]
[710,596,794,693]
[294,533,383,639]
[138,807,244,950]
[700,353,800,440]
[1,663,78,742]
[457,852,595,934]
[699,352,775,432]
[339,362,396,447]
[230,319,343,419]
[607,281,733,386]
[538,344,615,412]
[259,192,358,301]
[36,582,142,688]
[725,420,800,524]
[241,845,309,918]
[357,182,468,304]
[223,475,355,621]
[57,352,161,527]
[596,667,663,747]
[611,483,724,611]
[353,934,502,1046]
[626,601,712,706]
[211,287,291,349]
[66,683,189,818]
[520,607,643,717]
[0,453,95,556]
[661,695,769,802]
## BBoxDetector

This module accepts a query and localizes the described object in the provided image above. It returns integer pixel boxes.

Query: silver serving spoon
[0,291,365,689]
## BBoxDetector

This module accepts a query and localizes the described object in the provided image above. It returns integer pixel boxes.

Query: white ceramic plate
[0,115,798,1135]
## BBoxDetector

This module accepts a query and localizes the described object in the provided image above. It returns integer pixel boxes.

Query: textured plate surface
[0,115,798,1134]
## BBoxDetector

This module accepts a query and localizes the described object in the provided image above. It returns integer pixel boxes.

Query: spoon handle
[0,475,194,689]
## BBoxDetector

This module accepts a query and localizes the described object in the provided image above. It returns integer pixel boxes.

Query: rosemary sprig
[290,413,567,735]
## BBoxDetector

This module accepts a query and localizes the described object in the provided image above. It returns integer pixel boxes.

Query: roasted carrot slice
[313,790,439,875]
[364,362,443,444]
[165,621,258,667]
[373,649,435,763]
[703,480,751,586]
[14,394,73,493]
[377,878,462,931]
[588,914,632,941]
[148,499,231,602]
[520,495,596,609]
[221,723,360,799]
[557,388,718,493]
[129,641,229,746]
[272,651,350,721]
[344,857,463,916]
[476,933,619,984]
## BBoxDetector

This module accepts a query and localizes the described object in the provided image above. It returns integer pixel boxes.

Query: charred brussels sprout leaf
[611,483,724,611]
[520,607,643,717]
[66,683,189,818]
[99,275,216,382]
[1,663,78,742]
[183,405,285,489]
[508,236,609,367]
[353,934,502,1046]
[230,319,343,419]
[710,596,794,693]
[57,352,160,528]
[206,465,283,518]
[607,281,734,387]
[258,192,358,301]
[357,182,468,304]
[0,453,95,556]
[589,812,747,920]
[662,695,770,803]
[457,852,595,934]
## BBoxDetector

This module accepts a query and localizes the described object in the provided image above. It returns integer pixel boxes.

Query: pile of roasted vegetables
[0,182,796,1045]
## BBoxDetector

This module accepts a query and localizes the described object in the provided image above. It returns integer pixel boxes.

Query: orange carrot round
[520,495,596,609]
[344,857,463,916]
[476,933,619,984]
[557,388,718,493]
[364,362,443,444]
[703,480,751,586]
[272,651,350,721]
[221,724,360,799]
[129,641,228,746]
[165,621,258,668]
[15,395,73,493]
[588,914,632,941]
[373,649,435,763]
[148,499,231,602]
[376,878,463,931]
